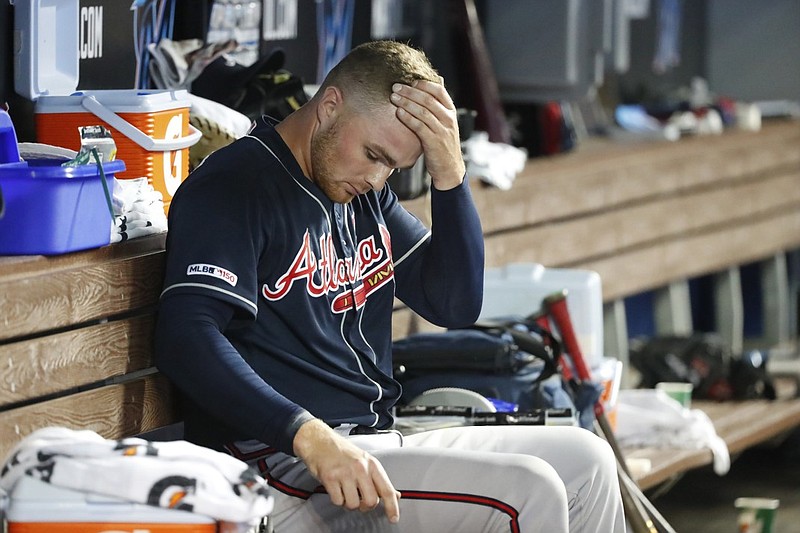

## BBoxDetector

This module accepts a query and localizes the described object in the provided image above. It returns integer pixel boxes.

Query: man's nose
[366,171,391,191]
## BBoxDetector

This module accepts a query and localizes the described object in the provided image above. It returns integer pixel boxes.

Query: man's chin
[331,185,357,203]
[323,187,354,204]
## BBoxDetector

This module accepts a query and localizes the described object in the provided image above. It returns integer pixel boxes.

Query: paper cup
[656,382,693,408]
[735,497,779,533]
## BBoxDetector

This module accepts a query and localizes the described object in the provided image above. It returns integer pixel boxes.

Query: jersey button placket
[335,206,356,296]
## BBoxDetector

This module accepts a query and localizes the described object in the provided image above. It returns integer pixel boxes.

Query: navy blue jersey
[158,117,484,452]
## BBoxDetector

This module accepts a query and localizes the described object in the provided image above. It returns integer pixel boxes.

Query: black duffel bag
[392,321,579,416]
[630,333,776,401]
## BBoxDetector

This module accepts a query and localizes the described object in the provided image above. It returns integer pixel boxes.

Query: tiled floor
[647,427,800,532]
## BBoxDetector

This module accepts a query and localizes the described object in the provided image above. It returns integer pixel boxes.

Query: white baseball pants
[229,425,626,532]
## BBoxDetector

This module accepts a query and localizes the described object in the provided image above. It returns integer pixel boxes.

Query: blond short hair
[320,40,440,111]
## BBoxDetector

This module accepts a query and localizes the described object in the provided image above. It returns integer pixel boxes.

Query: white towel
[462,131,528,190]
[112,177,165,214]
[147,38,238,92]
[615,389,731,475]
[0,427,273,524]
[110,177,168,242]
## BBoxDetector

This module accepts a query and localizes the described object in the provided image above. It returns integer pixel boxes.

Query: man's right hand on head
[293,419,401,523]
[390,79,465,191]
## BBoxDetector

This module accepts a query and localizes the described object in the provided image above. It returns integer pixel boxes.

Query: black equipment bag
[392,321,576,414]
[630,333,733,400]
[630,333,776,401]
[191,48,309,121]
[393,321,561,377]
[393,328,543,376]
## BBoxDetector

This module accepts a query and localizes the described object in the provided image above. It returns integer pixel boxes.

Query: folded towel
[0,427,273,524]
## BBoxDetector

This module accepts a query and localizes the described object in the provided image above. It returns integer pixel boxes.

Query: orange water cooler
[12,0,199,215]
[35,90,201,214]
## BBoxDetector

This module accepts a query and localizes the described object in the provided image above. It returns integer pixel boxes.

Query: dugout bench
[1,120,800,497]
[0,232,176,459]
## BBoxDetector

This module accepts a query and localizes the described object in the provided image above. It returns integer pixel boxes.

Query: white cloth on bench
[614,389,731,475]
[0,427,273,524]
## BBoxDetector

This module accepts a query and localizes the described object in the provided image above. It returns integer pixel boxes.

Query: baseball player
[155,40,626,532]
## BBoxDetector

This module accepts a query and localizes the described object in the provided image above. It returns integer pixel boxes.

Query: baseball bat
[450,0,512,143]
[618,464,677,533]
[617,469,658,533]
[543,291,676,533]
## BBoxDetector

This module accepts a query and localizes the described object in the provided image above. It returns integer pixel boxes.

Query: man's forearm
[154,293,313,453]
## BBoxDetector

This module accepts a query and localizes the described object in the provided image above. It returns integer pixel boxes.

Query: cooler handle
[81,95,201,152]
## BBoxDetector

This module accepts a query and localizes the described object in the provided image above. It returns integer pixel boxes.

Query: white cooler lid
[12,0,80,101]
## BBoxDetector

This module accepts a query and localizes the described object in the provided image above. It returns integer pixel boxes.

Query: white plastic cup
[656,382,693,408]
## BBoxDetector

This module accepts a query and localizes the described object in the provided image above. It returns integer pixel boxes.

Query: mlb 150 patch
[186,264,238,286]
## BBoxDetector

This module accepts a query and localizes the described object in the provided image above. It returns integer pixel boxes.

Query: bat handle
[544,290,594,381]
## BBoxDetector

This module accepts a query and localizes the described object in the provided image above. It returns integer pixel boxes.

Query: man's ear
[316,86,343,126]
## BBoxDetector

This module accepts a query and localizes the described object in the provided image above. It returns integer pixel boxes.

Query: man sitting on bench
[155,40,625,532]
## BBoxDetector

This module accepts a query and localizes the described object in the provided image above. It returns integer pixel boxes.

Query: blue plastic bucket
[0,159,125,255]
